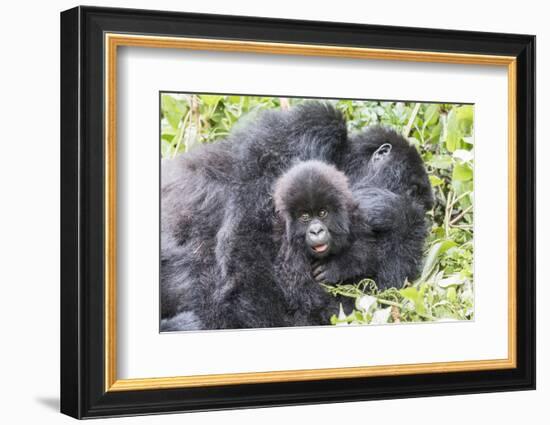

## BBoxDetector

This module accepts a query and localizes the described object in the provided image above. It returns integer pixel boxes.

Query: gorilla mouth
[312,244,329,253]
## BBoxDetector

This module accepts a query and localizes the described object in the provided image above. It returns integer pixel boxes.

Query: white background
[0,1,544,424]
[118,48,508,378]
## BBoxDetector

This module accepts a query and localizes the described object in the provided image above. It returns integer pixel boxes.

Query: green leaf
[420,240,457,281]
[452,163,473,182]
[400,287,419,302]
[424,104,440,126]
[407,137,420,148]
[161,93,177,113]
[429,155,453,170]
[446,287,457,302]
[400,287,426,315]
[161,125,176,137]
[427,122,442,143]
[445,105,473,152]
[201,95,222,106]
[161,94,186,129]
[452,180,473,198]
[456,105,474,131]
[166,112,185,130]
[171,125,185,155]
[438,274,465,288]
[432,226,445,239]
[228,96,242,104]
[161,133,175,143]
[429,175,444,187]
[371,307,392,325]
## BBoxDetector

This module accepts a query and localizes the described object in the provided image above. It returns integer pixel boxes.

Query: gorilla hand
[311,260,342,284]
[312,260,326,283]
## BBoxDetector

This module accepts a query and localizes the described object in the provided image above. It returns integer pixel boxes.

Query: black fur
[160,101,432,330]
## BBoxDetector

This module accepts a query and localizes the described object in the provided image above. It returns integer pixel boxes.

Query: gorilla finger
[315,272,327,283]
[312,265,325,277]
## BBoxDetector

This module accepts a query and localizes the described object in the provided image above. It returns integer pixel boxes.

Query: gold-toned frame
[104,33,517,392]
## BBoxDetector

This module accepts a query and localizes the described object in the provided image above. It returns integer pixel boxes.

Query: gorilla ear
[372,143,392,162]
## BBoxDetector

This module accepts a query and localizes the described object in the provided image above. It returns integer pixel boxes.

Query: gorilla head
[346,126,434,211]
[273,160,355,260]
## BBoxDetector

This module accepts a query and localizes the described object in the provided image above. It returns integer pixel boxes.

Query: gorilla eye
[299,212,312,222]
[318,209,328,218]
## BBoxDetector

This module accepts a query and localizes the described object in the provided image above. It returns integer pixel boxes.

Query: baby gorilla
[273,160,371,325]
[273,160,428,325]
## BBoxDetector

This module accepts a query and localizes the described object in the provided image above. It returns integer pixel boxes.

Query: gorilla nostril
[309,224,323,235]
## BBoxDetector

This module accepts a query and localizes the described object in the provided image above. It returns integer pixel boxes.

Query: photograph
[57,5,535,419]
[159,94,475,331]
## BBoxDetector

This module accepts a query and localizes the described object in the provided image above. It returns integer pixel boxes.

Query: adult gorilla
[160,101,432,330]
[161,103,349,330]
[312,127,435,291]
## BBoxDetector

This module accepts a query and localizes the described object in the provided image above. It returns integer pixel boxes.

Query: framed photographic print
[60,6,536,419]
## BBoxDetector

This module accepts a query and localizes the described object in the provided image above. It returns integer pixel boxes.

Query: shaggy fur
[160,101,432,330]
[345,126,434,211]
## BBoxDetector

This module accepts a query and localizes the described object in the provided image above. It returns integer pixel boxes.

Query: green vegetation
[161,94,474,325]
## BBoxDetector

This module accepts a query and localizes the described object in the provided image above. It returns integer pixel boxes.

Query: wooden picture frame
[60,5,535,419]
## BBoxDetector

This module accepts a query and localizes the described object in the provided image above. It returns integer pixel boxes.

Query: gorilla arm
[313,188,428,290]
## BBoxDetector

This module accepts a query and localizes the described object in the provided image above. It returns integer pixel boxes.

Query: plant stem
[172,110,190,158]
[444,189,454,237]
[403,103,421,137]
[279,97,290,110]
[450,191,471,208]
[377,298,403,308]
[450,205,473,225]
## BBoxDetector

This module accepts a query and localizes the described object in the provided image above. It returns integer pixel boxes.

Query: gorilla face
[274,160,356,259]
[298,207,332,258]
